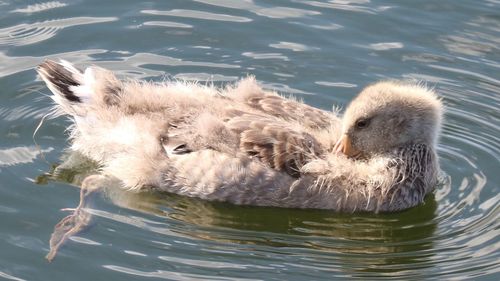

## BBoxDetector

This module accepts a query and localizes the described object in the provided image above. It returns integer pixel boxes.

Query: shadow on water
[38,151,439,275]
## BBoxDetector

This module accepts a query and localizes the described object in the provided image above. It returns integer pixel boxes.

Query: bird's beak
[333,134,361,157]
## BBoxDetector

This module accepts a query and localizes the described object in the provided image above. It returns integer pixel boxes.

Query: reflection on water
[39,152,440,277]
[0,0,499,279]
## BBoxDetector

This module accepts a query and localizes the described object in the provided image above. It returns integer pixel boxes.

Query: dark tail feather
[37,60,83,103]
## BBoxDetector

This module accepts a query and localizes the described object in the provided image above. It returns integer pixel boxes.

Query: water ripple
[0,50,239,79]
[306,23,343,30]
[242,52,289,61]
[0,17,117,47]
[315,81,358,88]
[103,265,259,281]
[141,9,252,23]
[95,52,240,79]
[254,7,320,19]
[157,255,249,269]
[366,42,404,51]
[11,1,67,14]
[173,73,238,82]
[269,41,316,52]
[194,0,320,19]
[0,104,50,121]
[0,146,53,167]
[0,271,26,281]
[123,250,147,257]
[299,0,391,14]
[429,64,500,86]
[142,21,193,29]
[440,16,500,57]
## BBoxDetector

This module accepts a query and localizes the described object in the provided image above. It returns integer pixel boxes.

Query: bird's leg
[46,174,111,262]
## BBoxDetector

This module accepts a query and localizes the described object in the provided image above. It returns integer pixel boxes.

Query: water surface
[0,0,499,280]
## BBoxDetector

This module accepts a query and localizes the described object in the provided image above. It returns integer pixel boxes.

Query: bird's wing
[243,93,337,130]
[164,110,325,178]
[229,78,339,130]
[225,113,325,178]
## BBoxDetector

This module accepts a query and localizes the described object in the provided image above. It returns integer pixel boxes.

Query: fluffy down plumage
[38,60,443,213]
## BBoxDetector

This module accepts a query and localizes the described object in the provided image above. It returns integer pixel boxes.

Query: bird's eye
[355,118,370,129]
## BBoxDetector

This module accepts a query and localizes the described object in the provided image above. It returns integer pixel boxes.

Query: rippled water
[1,0,499,280]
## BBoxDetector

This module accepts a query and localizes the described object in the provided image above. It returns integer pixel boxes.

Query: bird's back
[37,60,342,197]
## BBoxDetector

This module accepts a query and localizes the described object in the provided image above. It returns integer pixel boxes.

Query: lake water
[1,0,499,280]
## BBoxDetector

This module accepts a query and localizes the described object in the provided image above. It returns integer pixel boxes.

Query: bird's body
[38,60,442,213]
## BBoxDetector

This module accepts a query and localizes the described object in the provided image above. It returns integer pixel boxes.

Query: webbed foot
[46,174,111,262]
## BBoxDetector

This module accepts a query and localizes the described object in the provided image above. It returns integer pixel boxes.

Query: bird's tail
[37,60,121,116]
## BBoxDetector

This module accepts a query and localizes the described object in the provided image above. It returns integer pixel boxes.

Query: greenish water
[1,0,499,280]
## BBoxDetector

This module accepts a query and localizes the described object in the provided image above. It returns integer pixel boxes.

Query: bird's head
[334,81,443,158]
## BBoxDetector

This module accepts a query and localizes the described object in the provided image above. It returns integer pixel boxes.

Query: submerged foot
[46,174,111,262]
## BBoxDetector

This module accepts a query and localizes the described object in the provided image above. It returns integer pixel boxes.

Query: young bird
[38,60,442,213]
